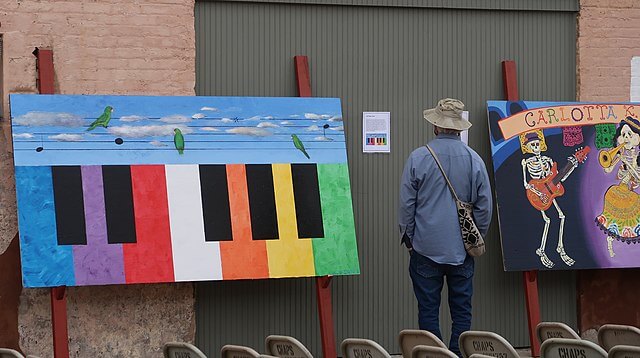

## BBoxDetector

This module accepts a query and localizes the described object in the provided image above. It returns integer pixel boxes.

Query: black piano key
[102,166,137,244]
[51,166,87,245]
[199,165,233,241]
[246,164,279,240]
[291,164,324,238]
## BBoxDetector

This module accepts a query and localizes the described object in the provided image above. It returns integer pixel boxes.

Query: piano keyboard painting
[11,94,359,287]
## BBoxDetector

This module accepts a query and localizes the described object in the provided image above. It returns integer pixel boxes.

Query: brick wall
[578,0,640,102]
[577,0,640,334]
[0,1,196,356]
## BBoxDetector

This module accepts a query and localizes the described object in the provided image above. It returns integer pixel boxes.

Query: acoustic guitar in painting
[526,147,591,211]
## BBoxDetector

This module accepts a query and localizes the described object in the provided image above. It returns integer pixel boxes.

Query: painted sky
[11,95,346,166]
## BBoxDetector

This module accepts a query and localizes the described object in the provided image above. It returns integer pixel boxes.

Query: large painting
[488,101,640,271]
[11,94,359,287]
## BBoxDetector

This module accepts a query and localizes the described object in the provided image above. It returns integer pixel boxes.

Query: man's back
[398,134,492,265]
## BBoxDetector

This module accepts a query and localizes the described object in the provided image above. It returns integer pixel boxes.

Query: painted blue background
[15,166,75,287]
[11,94,346,166]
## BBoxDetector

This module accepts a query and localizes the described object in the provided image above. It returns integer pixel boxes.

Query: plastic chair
[608,345,640,358]
[221,345,260,358]
[399,330,447,358]
[541,338,607,358]
[411,345,457,358]
[265,335,313,358]
[536,322,580,343]
[0,349,24,358]
[341,338,392,358]
[163,342,207,358]
[598,324,640,351]
[458,331,520,358]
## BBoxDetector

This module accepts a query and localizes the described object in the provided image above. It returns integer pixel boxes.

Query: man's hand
[402,233,413,251]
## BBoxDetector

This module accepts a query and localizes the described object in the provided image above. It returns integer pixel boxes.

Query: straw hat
[423,98,471,131]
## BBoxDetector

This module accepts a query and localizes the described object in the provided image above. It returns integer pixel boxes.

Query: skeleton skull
[618,124,640,150]
[527,139,542,155]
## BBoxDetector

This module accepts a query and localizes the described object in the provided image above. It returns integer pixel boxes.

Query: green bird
[291,134,310,159]
[174,128,185,155]
[86,106,114,131]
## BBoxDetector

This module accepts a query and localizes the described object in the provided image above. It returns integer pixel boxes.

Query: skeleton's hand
[604,166,614,173]
[524,183,533,190]
[568,156,578,167]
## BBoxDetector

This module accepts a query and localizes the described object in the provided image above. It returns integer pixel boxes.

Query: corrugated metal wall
[210,0,578,11]
[194,2,578,356]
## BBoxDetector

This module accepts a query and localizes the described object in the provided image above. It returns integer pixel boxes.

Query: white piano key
[165,164,223,281]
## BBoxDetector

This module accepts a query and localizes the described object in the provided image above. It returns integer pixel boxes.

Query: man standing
[398,98,493,357]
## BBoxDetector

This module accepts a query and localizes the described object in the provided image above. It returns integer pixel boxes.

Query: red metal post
[502,60,541,357]
[316,276,336,358]
[50,287,69,358]
[34,47,70,358]
[294,55,337,358]
[33,48,55,95]
[294,56,313,98]
[502,61,519,101]
[523,271,541,357]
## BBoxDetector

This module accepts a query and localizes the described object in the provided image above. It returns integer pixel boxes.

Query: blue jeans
[409,251,474,357]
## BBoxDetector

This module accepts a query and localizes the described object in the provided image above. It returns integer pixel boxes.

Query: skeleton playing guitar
[526,147,591,211]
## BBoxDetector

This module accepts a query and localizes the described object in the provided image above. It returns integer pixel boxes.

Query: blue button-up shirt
[398,134,493,265]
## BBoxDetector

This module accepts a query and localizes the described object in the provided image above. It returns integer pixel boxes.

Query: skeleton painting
[488,101,640,271]
[595,117,640,257]
[520,130,582,268]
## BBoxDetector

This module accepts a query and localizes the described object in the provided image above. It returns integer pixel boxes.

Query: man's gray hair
[435,126,462,135]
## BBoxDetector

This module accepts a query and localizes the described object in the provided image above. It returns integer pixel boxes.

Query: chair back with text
[0,349,24,358]
[163,342,207,358]
[608,345,640,358]
[458,331,519,358]
[541,338,607,358]
[536,322,580,344]
[399,330,447,358]
[221,345,260,358]
[598,324,640,352]
[265,335,313,358]
[341,339,392,358]
[411,345,457,358]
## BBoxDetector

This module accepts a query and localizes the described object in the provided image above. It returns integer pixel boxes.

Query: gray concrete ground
[516,348,533,357]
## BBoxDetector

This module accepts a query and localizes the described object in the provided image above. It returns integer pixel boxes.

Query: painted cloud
[150,140,168,147]
[305,113,332,120]
[108,125,192,138]
[159,115,191,124]
[14,112,84,127]
[119,115,147,122]
[257,122,279,128]
[49,134,84,142]
[226,127,272,137]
